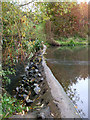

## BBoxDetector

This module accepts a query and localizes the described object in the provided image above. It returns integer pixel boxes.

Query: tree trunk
[45,20,60,46]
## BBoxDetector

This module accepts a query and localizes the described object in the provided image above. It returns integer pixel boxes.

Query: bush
[69,40,75,45]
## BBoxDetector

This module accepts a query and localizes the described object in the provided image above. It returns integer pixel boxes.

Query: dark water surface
[6,62,27,95]
[45,46,89,118]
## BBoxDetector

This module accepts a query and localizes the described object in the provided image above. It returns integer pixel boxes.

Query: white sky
[78,0,89,3]
[12,0,89,11]
[12,0,90,4]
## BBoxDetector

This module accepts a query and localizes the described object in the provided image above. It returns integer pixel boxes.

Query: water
[45,46,89,118]
[6,62,27,95]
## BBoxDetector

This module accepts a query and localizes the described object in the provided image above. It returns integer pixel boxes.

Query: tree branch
[19,1,34,7]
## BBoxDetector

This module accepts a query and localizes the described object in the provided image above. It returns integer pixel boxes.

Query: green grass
[44,42,50,47]
[56,36,88,46]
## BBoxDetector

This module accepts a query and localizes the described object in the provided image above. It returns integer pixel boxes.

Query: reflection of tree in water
[46,46,88,88]
[46,46,88,61]
[47,62,88,118]
[66,77,88,118]
[47,62,88,88]
[46,46,88,118]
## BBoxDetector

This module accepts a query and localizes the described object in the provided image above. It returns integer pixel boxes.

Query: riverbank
[7,45,80,119]
[8,49,60,119]
[45,37,88,47]
[56,36,88,46]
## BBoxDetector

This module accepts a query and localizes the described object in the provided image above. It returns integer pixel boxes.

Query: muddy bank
[9,45,80,119]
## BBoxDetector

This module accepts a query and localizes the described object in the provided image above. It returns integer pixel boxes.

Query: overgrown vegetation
[2,93,27,118]
[45,2,88,38]
[1,1,88,119]
[35,2,88,45]
[2,2,44,66]
[1,1,44,118]
[1,68,15,85]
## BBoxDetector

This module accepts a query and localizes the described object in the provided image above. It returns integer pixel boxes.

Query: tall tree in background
[36,2,88,44]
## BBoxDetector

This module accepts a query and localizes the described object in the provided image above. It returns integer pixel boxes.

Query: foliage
[36,2,88,39]
[2,1,44,66]
[2,2,44,118]
[0,68,15,85]
[70,2,88,37]
[50,2,88,38]
[1,1,88,118]
[2,93,26,118]
[56,36,88,46]
[34,23,47,42]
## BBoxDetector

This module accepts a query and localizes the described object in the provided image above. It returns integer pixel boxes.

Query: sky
[13,0,90,4]
[78,0,89,3]
[12,0,89,11]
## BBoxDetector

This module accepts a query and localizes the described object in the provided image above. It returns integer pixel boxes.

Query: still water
[45,46,89,118]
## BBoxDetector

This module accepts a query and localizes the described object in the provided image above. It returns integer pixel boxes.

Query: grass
[56,36,88,46]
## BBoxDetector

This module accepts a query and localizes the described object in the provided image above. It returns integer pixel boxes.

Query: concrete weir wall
[42,45,80,118]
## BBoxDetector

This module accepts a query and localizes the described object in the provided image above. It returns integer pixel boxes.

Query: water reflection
[6,62,26,95]
[47,59,89,65]
[45,46,89,118]
[67,77,88,118]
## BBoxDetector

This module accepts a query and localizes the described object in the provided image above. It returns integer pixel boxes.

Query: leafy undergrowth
[2,93,27,118]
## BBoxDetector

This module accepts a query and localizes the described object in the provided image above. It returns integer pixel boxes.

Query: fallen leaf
[74,106,77,108]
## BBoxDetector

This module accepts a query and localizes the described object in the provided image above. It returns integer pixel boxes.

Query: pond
[45,45,89,118]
